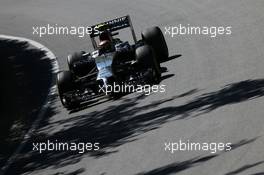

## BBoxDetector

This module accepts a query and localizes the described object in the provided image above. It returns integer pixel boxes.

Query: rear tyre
[57,71,79,109]
[136,45,161,84]
[141,26,168,63]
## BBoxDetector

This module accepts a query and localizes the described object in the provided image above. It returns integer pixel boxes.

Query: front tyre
[56,71,79,109]
[136,45,161,84]
[67,51,96,77]
[67,51,83,71]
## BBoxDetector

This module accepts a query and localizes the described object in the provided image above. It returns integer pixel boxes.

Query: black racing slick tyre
[67,51,83,71]
[141,26,169,63]
[57,71,79,109]
[68,51,96,77]
[136,45,161,84]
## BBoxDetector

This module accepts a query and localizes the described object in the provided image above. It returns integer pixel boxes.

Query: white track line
[0,35,59,175]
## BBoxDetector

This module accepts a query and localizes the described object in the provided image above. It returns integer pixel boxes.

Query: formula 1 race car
[57,15,169,110]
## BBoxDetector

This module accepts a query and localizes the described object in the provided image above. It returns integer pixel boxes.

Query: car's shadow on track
[7,78,264,174]
[69,98,111,114]
[161,54,182,63]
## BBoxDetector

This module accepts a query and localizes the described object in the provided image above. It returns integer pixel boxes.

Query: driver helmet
[97,24,113,51]
[98,31,112,50]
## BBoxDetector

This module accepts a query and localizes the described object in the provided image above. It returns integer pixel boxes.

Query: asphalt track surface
[1,0,264,175]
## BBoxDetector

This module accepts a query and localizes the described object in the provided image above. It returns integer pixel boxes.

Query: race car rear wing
[89,15,137,49]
